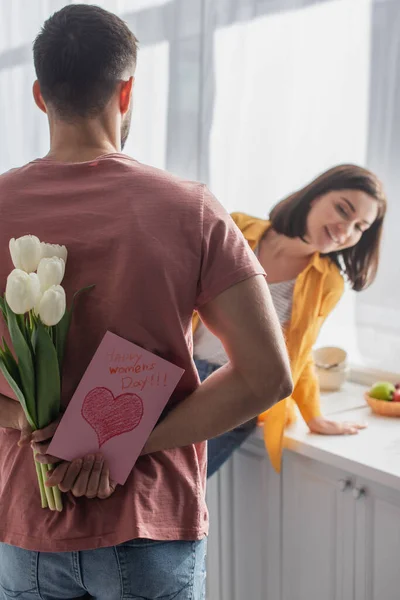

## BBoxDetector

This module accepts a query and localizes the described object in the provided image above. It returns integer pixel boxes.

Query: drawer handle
[353,487,366,500]
[338,479,352,492]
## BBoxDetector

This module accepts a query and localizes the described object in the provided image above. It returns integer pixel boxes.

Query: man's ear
[120,76,134,115]
[33,80,47,114]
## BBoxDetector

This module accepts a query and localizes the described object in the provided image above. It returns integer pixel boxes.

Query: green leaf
[72,284,95,306]
[16,313,27,338]
[17,314,34,352]
[34,321,61,429]
[54,284,95,370]
[2,336,14,358]
[5,301,37,427]
[0,297,7,326]
[31,326,37,352]
[54,309,72,371]
[0,337,20,386]
[0,357,35,429]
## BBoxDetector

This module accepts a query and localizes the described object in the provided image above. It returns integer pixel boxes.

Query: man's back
[0,153,264,551]
[0,7,293,598]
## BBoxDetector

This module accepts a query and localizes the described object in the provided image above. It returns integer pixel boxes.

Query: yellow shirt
[193,213,344,471]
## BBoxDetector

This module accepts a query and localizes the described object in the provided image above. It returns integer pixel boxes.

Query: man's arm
[4,401,116,499]
[142,274,292,454]
[33,274,291,494]
[0,395,31,444]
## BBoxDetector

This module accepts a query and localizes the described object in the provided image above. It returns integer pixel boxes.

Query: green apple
[369,381,395,401]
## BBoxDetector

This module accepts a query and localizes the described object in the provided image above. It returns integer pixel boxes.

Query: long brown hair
[269,164,387,291]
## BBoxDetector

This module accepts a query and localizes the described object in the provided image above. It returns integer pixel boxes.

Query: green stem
[33,453,48,509]
[41,463,63,512]
[28,311,34,334]
[52,484,63,512]
[40,463,56,511]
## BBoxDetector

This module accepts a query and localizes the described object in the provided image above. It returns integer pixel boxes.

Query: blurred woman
[193,164,387,476]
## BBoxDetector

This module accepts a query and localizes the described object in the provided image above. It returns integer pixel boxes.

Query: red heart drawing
[81,387,144,448]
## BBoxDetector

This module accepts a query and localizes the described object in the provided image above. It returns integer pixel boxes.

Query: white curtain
[202,0,400,370]
[1,0,399,370]
[207,0,373,365]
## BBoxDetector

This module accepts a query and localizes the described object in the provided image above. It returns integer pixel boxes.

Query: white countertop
[254,381,400,491]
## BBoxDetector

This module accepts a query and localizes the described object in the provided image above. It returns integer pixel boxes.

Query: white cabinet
[206,471,222,600]
[282,451,400,600]
[206,433,280,600]
[207,435,400,600]
[354,477,400,600]
[282,452,355,600]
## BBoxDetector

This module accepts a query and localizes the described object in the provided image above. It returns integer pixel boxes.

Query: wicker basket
[365,392,400,417]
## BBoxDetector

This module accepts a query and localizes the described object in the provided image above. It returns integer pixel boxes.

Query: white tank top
[194,278,296,367]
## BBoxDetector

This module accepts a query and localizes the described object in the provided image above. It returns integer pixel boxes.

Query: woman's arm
[292,356,366,434]
[293,273,365,435]
[291,355,322,424]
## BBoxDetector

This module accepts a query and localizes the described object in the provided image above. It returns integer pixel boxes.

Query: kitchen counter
[253,380,400,491]
[207,379,400,600]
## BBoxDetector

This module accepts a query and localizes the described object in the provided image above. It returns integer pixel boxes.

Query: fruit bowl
[364,392,400,417]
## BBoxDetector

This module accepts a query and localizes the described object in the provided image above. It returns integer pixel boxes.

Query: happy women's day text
[107,350,168,391]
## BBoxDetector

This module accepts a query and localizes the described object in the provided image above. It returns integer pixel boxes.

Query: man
[0,5,292,599]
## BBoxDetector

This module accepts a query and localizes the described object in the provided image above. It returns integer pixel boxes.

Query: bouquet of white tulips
[0,235,92,512]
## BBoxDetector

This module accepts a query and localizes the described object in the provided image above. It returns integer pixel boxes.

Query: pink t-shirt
[0,154,264,552]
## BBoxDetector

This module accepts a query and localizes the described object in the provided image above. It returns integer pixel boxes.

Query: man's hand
[30,418,62,463]
[31,419,116,499]
[45,454,116,499]
[16,409,33,447]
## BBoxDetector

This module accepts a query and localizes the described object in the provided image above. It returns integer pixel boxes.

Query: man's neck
[45,143,118,164]
[46,115,121,163]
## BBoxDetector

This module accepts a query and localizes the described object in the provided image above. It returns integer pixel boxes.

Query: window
[2,0,399,371]
[207,0,399,371]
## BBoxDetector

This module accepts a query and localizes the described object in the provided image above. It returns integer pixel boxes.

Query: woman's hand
[308,416,367,435]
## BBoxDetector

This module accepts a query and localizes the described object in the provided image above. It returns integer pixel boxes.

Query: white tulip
[35,285,66,326]
[40,242,68,264]
[5,270,41,314]
[37,257,65,291]
[9,235,42,273]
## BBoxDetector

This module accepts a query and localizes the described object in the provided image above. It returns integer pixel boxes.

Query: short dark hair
[33,4,138,119]
[269,164,387,291]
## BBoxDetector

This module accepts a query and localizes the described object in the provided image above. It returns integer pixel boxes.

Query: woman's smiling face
[304,189,379,253]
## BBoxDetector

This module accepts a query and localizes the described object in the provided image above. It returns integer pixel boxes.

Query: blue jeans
[195,359,258,478]
[0,538,207,600]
